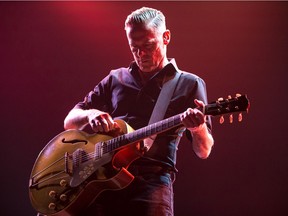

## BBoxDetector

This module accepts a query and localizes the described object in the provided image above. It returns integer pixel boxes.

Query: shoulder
[170,59,205,84]
[109,61,136,77]
[109,67,129,75]
[179,70,199,79]
[103,67,128,79]
[178,70,206,85]
[108,64,135,80]
[98,66,130,86]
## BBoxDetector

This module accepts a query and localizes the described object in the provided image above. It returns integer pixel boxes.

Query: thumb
[194,99,204,107]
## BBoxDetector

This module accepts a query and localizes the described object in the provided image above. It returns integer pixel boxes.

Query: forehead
[126,25,160,43]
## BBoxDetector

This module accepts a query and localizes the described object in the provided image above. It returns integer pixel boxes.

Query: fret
[109,141,112,152]
[163,118,171,129]
[133,131,141,141]
[94,143,102,159]
[99,113,183,154]
[125,133,135,143]
[150,124,157,134]
[109,139,115,151]
[162,118,170,130]
[145,126,152,137]
[156,123,162,132]
[168,117,175,127]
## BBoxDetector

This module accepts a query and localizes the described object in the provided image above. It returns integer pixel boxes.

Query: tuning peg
[219,115,224,124]
[229,114,233,123]
[217,97,224,107]
[238,113,243,122]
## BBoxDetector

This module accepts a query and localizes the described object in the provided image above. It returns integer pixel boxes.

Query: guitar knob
[48,190,57,198]
[60,179,67,187]
[60,194,67,201]
[229,114,233,123]
[219,116,224,124]
[238,113,243,122]
[48,202,56,210]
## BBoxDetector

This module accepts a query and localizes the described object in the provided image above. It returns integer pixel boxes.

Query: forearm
[64,108,95,130]
[189,123,214,159]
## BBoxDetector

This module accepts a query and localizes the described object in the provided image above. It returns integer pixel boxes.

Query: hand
[181,99,206,129]
[88,110,118,133]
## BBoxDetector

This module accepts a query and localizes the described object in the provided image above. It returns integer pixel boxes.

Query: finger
[194,111,205,125]
[98,114,115,132]
[106,115,116,130]
[182,108,197,128]
[182,108,205,128]
[189,109,201,126]
[194,99,205,107]
[91,119,102,132]
[113,121,120,129]
[193,107,205,121]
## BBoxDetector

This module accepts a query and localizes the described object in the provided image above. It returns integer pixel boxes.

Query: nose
[136,49,142,57]
[135,48,146,57]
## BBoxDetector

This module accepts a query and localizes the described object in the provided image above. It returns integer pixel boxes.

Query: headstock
[204,94,250,124]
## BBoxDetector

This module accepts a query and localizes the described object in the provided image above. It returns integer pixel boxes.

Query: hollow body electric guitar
[29,94,250,216]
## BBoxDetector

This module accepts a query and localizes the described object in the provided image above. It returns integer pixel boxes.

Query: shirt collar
[167,58,180,72]
[129,58,179,74]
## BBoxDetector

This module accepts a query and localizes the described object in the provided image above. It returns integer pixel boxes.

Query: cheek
[153,47,163,60]
[131,52,139,60]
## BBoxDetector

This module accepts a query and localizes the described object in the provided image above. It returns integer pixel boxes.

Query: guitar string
[66,115,182,163]
[32,115,183,184]
[31,112,214,186]
[31,98,247,186]
[33,111,235,182]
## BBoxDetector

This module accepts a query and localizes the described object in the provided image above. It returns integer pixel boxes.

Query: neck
[138,70,156,85]
[159,57,169,71]
[138,57,169,85]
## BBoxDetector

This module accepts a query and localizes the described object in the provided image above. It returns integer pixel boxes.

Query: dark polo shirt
[75,59,211,169]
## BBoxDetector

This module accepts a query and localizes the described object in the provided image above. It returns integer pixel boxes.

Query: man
[64,7,214,216]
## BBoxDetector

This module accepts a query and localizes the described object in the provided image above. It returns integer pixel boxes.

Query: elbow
[196,149,211,159]
[63,108,84,130]
[64,116,76,130]
[63,109,88,130]
[64,118,71,130]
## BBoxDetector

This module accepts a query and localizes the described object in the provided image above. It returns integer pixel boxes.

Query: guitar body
[29,119,143,216]
[29,94,250,216]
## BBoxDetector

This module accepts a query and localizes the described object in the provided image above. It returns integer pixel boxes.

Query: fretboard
[101,113,183,154]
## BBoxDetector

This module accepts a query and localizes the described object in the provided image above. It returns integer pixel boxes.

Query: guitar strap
[144,71,181,151]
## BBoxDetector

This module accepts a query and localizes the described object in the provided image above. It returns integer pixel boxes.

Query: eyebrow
[130,38,156,46]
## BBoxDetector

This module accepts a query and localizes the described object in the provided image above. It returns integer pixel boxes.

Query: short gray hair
[124,7,166,32]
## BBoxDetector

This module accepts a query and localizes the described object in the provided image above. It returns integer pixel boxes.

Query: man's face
[126,25,168,73]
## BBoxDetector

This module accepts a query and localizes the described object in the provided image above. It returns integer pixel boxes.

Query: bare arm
[188,122,214,159]
[64,108,117,133]
[181,99,214,159]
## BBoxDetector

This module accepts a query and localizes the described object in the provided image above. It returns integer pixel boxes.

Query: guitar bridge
[64,152,73,175]
[29,152,74,189]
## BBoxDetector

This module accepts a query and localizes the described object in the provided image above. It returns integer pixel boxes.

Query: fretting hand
[181,99,206,129]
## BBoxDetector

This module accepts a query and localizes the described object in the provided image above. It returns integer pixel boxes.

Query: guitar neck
[101,94,250,154]
[101,107,205,152]
[102,113,183,153]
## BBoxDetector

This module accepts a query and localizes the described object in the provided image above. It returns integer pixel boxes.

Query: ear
[163,29,171,45]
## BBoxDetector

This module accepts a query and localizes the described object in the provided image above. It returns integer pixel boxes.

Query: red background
[1,1,287,215]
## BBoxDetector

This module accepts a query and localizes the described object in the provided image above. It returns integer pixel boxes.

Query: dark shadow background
[1,1,287,216]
